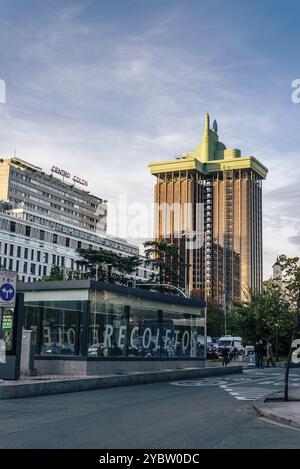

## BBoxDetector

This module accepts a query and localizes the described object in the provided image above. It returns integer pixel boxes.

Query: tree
[206,306,225,338]
[76,247,141,284]
[42,265,64,282]
[41,265,81,282]
[143,240,186,291]
[227,284,294,353]
[278,254,300,310]
[115,255,141,285]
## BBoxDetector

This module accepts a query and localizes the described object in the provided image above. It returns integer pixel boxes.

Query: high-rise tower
[148,113,268,305]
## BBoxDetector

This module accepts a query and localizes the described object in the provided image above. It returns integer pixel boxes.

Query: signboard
[51,165,88,187]
[0,271,17,308]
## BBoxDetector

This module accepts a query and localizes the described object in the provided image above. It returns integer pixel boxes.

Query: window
[31,250,35,261]
[40,230,45,241]
[9,244,14,256]
[25,225,31,237]
[4,243,7,255]
[16,260,19,272]
[44,252,49,263]
[37,251,41,262]
[52,255,56,265]
[38,265,42,276]
[53,234,58,244]
[17,246,21,257]
[77,241,82,249]
[24,248,28,259]
[43,266,47,276]
[10,221,16,232]
[9,259,13,270]
[30,264,36,275]
[3,258,7,268]
[66,237,70,247]
[23,262,28,273]
[61,257,65,266]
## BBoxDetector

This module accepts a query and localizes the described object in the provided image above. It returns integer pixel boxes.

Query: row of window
[6,213,135,255]
[10,182,86,218]
[0,242,67,266]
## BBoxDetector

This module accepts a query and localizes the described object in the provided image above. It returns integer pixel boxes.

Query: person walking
[222,345,229,367]
[257,339,265,368]
[266,342,276,367]
[254,341,259,367]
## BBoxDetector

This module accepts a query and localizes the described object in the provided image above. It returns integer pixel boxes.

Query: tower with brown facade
[148,113,268,306]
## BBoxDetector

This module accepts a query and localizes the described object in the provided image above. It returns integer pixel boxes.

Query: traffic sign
[0,271,17,308]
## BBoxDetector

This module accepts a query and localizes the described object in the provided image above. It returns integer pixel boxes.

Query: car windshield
[219,340,231,346]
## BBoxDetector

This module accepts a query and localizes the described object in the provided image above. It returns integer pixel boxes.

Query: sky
[0,0,300,278]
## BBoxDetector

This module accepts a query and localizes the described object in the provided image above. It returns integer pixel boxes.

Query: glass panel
[23,301,83,355]
[88,302,205,359]
[88,302,128,357]
[162,311,205,358]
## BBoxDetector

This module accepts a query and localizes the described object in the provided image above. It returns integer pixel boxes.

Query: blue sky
[0,0,300,277]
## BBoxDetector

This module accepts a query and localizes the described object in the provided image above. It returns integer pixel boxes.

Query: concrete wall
[34,358,207,376]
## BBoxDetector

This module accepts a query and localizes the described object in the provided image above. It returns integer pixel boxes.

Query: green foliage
[41,265,82,282]
[143,240,186,291]
[76,247,141,284]
[226,284,294,353]
[42,265,64,282]
[278,254,300,310]
[206,306,225,338]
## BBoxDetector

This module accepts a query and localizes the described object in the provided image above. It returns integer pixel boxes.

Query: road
[0,367,300,448]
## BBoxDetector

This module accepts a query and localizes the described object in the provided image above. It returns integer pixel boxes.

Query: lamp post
[181,232,189,298]
[275,322,279,362]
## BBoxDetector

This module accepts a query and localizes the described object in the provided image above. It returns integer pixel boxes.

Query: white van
[218,336,244,354]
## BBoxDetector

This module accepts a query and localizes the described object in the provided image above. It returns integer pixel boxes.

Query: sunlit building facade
[149,114,268,305]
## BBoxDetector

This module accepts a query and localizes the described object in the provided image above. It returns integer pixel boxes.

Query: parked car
[218,336,245,355]
[245,345,255,356]
[88,343,103,356]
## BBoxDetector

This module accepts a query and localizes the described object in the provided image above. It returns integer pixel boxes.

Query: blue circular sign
[0,283,15,302]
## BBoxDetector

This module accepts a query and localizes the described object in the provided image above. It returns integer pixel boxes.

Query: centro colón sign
[51,166,88,187]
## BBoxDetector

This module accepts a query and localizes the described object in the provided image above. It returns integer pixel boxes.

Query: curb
[252,392,300,430]
[0,365,243,400]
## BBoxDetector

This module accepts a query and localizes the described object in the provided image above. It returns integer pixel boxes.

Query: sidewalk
[0,363,243,400]
[253,389,300,430]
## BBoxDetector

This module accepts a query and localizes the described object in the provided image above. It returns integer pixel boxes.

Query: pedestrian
[257,339,265,368]
[254,341,259,367]
[222,345,229,367]
[266,342,276,368]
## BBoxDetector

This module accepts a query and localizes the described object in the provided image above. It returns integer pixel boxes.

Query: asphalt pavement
[0,367,299,448]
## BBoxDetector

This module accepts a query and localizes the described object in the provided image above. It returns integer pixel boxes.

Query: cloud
[0,0,299,280]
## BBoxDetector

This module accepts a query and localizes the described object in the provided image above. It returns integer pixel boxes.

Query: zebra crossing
[170,368,300,401]
[220,383,280,401]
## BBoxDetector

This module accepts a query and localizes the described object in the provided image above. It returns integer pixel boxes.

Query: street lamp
[275,323,279,362]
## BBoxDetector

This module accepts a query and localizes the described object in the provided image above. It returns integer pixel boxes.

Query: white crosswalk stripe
[222,385,279,401]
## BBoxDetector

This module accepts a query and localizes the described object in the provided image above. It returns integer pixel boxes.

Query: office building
[0,157,107,232]
[0,158,153,283]
[148,113,268,305]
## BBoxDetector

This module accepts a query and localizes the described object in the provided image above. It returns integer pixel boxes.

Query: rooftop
[149,113,268,179]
